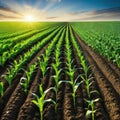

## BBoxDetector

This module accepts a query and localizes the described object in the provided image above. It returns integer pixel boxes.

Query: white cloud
[46,0,61,3]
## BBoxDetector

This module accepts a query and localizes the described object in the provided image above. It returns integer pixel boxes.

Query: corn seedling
[3,58,24,86]
[51,64,62,103]
[32,84,55,120]
[80,67,99,99]
[61,74,82,108]
[0,52,8,67]
[20,63,37,93]
[3,67,16,85]
[38,55,49,78]
[85,98,100,120]
[0,82,4,97]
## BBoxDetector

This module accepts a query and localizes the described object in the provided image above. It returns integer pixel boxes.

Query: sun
[24,15,35,22]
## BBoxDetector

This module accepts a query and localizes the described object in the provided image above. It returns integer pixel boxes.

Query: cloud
[0,5,23,20]
[85,7,120,21]
[46,16,58,19]
[46,0,61,3]
[0,6,21,15]
[90,7,120,15]
[67,7,120,21]
[0,13,21,21]
[0,6,19,14]
[0,6,13,12]
[68,11,86,15]
[0,14,9,19]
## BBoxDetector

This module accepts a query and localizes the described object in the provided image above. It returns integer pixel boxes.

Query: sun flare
[24,15,35,22]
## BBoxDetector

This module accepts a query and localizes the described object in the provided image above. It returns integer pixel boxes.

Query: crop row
[32,27,65,120]
[0,30,32,40]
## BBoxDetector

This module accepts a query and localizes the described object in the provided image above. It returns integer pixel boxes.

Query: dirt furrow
[107,61,120,78]
[17,68,41,120]
[63,82,75,120]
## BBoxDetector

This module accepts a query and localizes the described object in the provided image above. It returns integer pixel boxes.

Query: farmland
[0,22,120,120]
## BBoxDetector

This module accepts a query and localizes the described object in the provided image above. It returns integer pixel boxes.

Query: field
[0,22,120,120]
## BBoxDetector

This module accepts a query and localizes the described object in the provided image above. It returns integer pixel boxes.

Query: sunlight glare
[25,15,34,22]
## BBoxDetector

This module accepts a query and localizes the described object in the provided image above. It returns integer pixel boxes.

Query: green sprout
[0,82,4,97]
[20,63,37,93]
[3,67,16,86]
[50,64,62,111]
[85,98,100,120]
[0,52,8,67]
[38,56,49,78]
[32,84,55,120]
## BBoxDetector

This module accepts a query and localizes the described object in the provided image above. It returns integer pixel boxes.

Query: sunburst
[24,15,35,22]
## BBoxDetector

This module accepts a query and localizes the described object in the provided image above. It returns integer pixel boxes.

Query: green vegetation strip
[0,26,61,67]
[71,22,120,67]
[0,30,32,40]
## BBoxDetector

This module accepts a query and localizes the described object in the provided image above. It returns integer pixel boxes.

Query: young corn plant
[10,60,20,72]
[80,60,92,99]
[38,54,49,78]
[3,57,24,86]
[50,63,64,112]
[0,52,8,67]
[32,84,55,120]
[64,75,82,107]
[85,98,100,120]
[80,72,99,98]
[3,66,16,85]
[80,57,99,99]
[52,64,62,100]
[0,82,4,97]
[20,63,37,93]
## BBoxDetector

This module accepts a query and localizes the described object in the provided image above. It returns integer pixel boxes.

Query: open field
[0,22,120,120]
[0,22,63,34]
[71,22,120,67]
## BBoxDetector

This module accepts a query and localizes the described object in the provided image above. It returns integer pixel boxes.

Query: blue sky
[0,0,120,21]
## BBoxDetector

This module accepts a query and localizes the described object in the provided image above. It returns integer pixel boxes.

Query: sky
[0,0,120,21]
